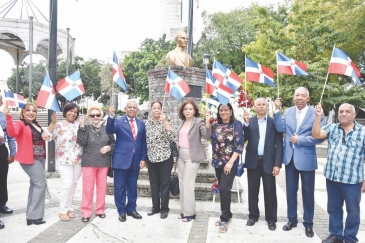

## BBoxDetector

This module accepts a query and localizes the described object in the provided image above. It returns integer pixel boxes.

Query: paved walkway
[1,156,365,243]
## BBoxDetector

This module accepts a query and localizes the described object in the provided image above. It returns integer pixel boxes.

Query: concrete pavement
[1,156,365,243]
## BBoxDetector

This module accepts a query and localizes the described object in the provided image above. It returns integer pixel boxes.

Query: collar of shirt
[296,105,308,117]
[257,115,267,123]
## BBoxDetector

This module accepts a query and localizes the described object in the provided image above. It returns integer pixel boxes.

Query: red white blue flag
[212,60,243,92]
[164,70,190,100]
[4,92,26,108]
[245,57,276,87]
[277,52,309,76]
[56,71,85,101]
[206,70,232,105]
[328,47,362,86]
[36,73,60,112]
[112,51,128,91]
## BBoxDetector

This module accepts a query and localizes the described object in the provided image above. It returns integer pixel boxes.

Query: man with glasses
[313,103,365,243]
[106,100,147,223]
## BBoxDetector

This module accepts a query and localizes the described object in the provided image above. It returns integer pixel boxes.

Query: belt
[258,156,264,160]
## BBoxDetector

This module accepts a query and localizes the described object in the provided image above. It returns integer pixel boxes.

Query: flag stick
[162,92,167,112]
[276,51,280,98]
[244,55,247,108]
[319,44,336,103]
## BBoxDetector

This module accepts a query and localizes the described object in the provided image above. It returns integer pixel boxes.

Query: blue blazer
[273,105,325,171]
[106,115,147,170]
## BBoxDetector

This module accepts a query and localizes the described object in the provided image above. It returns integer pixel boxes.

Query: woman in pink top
[176,99,211,222]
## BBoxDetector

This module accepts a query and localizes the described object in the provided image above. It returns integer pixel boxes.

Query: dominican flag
[245,57,276,87]
[4,92,26,108]
[212,60,243,92]
[36,73,60,112]
[328,47,362,86]
[206,70,232,105]
[56,71,85,101]
[112,51,128,91]
[164,70,190,100]
[277,52,309,76]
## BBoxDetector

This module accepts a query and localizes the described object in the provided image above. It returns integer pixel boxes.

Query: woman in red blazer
[5,103,48,226]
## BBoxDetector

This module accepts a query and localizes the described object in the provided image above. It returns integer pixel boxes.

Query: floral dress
[211,121,244,169]
[44,120,82,165]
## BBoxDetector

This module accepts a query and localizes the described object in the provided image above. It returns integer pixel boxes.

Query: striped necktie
[130,118,136,140]
[294,110,301,134]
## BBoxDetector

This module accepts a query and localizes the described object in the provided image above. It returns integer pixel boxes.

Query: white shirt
[126,115,138,135]
[0,124,3,137]
[295,105,308,132]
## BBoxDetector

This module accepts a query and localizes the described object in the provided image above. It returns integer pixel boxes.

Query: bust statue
[166,32,193,67]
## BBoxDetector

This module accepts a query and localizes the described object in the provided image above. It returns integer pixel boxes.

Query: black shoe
[322,235,343,243]
[127,211,142,219]
[118,214,126,222]
[27,219,46,226]
[268,222,276,231]
[305,227,314,238]
[343,241,356,243]
[282,222,297,231]
[0,205,13,214]
[0,220,4,229]
[147,208,160,216]
[246,218,258,226]
[160,211,168,219]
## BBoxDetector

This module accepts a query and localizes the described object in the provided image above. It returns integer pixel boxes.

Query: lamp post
[202,53,210,69]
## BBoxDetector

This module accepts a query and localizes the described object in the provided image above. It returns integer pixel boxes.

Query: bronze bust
[166,32,193,67]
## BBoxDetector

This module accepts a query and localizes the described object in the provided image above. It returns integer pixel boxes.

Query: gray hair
[125,100,139,108]
[254,97,268,106]
[294,87,310,97]
[339,103,356,113]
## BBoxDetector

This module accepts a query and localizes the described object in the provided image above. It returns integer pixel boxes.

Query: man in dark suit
[274,87,325,238]
[243,97,283,231]
[106,100,147,223]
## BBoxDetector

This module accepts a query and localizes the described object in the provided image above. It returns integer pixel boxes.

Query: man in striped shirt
[312,103,365,243]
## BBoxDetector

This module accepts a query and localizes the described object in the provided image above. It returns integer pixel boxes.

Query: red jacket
[6,115,46,164]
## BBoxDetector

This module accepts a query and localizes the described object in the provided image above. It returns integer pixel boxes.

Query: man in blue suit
[274,87,325,238]
[106,100,147,222]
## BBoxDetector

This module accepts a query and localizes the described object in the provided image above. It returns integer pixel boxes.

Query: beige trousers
[177,148,200,217]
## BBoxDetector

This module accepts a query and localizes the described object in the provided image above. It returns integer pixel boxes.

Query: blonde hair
[19,103,38,120]
[87,106,103,117]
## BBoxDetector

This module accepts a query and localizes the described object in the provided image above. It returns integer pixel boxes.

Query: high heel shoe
[27,219,46,226]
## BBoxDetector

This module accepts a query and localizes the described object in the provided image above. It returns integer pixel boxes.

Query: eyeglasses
[89,114,101,118]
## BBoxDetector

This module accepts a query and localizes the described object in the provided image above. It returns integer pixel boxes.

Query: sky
[0,0,284,80]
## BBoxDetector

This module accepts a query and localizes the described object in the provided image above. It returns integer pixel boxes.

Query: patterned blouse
[211,121,244,169]
[145,119,176,163]
[77,125,115,168]
[44,120,82,165]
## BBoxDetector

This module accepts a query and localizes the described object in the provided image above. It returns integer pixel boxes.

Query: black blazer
[243,116,283,175]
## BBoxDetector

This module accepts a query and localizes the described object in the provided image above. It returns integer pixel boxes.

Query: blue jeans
[326,179,362,242]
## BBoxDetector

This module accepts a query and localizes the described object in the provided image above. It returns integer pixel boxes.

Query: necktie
[294,110,301,134]
[130,118,136,140]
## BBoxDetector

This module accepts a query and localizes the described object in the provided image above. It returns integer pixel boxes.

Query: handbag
[169,166,179,195]
[235,155,245,177]
[170,141,178,157]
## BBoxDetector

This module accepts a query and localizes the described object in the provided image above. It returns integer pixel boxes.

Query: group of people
[0,86,363,242]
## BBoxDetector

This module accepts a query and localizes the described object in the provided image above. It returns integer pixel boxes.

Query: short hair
[63,103,80,120]
[178,99,200,120]
[150,101,162,108]
[294,87,310,97]
[87,105,103,117]
[125,100,139,108]
[339,103,356,113]
[217,103,235,124]
[174,32,188,42]
[19,103,38,120]
[254,97,268,106]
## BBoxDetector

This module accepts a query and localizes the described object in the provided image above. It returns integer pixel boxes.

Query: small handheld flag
[206,70,232,105]
[112,51,128,91]
[212,60,243,92]
[4,92,26,108]
[277,52,309,76]
[56,71,85,101]
[164,70,190,100]
[245,57,276,87]
[36,73,60,112]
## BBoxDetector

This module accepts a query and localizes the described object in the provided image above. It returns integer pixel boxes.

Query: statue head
[175,32,188,50]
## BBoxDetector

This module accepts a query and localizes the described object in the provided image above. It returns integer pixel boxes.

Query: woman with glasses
[77,106,115,222]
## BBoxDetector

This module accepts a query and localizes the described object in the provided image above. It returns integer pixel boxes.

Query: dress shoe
[27,219,46,226]
[127,211,142,219]
[268,222,276,231]
[118,214,126,222]
[305,227,314,238]
[0,220,4,229]
[246,218,258,226]
[282,222,297,231]
[0,205,13,214]
[147,208,160,216]
[322,235,343,243]
[160,211,168,219]
[343,241,355,243]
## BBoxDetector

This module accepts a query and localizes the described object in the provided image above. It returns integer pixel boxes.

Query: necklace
[90,125,101,133]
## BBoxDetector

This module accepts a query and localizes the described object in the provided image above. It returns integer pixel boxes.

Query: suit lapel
[252,116,259,137]
[298,105,312,133]
[123,115,134,139]
[189,117,197,133]
[265,117,273,142]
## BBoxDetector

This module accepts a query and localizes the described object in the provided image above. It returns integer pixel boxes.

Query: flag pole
[162,67,170,110]
[319,44,336,103]
[244,55,247,108]
[276,51,280,98]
